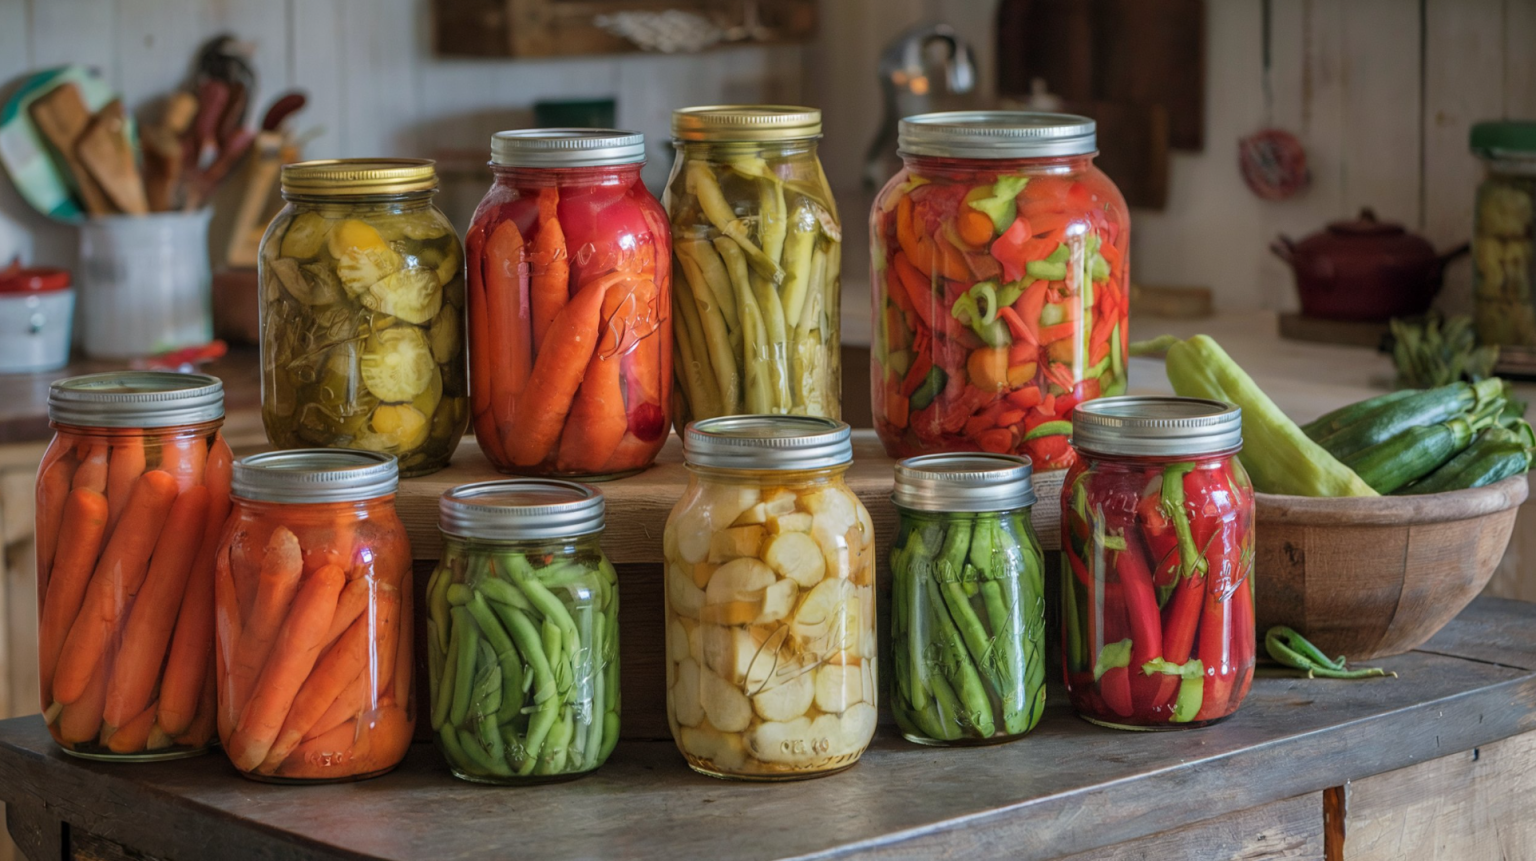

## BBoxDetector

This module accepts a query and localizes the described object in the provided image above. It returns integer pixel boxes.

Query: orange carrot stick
[275,718,359,778]
[105,438,146,536]
[157,438,231,735]
[104,486,210,728]
[556,277,641,472]
[278,702,410,779]
[52,470,178,705]
[466,219,491,419]
[484,218,531,435]
[307,668,369,741]
[158,433,207,493]
[504,270,627,466]
[73,444,109,493]
[228,526,305,718]
[36,449,78,587]
[55,656,110,745]
[226,563,344,772]
[393,570,413,708]
[352,702,412,775]
[372,586,403,699]
[260,586,397,771]
[174,669,218,748]
[105,699,159,753]
[38,488,109,705]
[319,576,370,650]
[530,187,569,354]
[213,546,241,742]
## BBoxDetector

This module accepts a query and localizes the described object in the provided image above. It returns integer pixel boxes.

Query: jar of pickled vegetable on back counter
[38,372,231,759]
[468,130,671,479]
[217,450,414,782]
[260,159,469,477]
[664,417,875,780]
[427,480,619,783]
[872,112,1129,471]
[1062,397,1254,729]
[890,454,1046,745]
[666,106,842,424]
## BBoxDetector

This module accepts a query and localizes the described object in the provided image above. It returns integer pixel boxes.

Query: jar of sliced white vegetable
[663,416,876,780]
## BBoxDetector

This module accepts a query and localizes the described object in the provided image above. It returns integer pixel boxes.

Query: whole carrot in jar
[216,450,414,782]
[468,129,672,479]
[38,372,231,760]
[870,112,1131,472]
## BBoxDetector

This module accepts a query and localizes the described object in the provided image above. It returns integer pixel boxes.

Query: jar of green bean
[426,479,619,783]
[889,453,1046,745]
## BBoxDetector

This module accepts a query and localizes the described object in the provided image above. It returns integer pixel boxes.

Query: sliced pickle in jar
[412,364,443,418]
[298,261,346,305]
[359,326,435,402]
[356,403,430,453]
[433,243,461,287]
[280,211,335,259]
[330,219,403,295]
[427,304,460,364]
[372,210,452,243]
[361,266,442,324]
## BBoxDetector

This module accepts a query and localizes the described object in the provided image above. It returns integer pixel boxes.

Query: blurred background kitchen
[0,0,1532,830]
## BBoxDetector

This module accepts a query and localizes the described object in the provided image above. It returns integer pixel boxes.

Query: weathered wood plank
[1055,793,1323,861]
[1341,731,1536,860]
[1417,595,1536,670]
[0,629,1530,861]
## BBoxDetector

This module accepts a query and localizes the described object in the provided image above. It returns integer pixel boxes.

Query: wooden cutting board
[76,99,148,215]
[28,82,113,216]
[1093,0,1206,150]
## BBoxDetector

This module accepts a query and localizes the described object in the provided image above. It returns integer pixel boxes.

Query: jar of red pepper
[467,130,671,479]
[871,112,1130,472]
[1061,396,1255,729]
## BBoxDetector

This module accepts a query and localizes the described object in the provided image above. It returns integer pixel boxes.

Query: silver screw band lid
[1071,396,1243,457]
[893,453,1036,512]
[440,479,605,540]
[683,416,853,471]
[491,128,646,167]
[232,449,399,504]
[899,111,1097,159]
[49,372,224,428]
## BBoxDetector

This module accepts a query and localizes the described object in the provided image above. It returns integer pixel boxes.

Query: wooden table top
[2,596,1532,861]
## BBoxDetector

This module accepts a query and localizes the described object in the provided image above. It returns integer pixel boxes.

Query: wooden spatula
[143,91,198,211]
[76,99,149,215]
[28,82,113,216]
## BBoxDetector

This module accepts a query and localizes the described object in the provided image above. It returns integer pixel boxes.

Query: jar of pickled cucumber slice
[259,159,469,477]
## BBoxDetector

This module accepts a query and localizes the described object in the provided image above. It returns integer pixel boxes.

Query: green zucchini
[1301,389,1416,440]
[1343,416,1481,494]
[1316,379,1503,460]
[1399,424,1533,494]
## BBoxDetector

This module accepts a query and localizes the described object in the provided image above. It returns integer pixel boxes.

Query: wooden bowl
[1254,475,1528,660]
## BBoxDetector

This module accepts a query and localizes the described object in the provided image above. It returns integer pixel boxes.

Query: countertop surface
[1,596,1532,861]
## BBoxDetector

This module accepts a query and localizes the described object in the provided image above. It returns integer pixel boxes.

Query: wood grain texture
[1054,793,1323,861]
[1341,732,1536,860]
[1418,595,1536,671]
[1,608,1532,861]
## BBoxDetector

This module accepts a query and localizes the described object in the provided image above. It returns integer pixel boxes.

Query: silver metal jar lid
[684,416,853,471]
[440,479,605,540]
[49,372,224,429]
[231,449,399,504]
[899,111,1097,159]
[893,453,1036,512]
[491,129,647,167]
[1071,396,1243,457]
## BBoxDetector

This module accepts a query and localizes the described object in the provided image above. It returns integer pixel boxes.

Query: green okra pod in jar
[426,479,619,783]
[664,106,842,425]
[889,453,1046,745]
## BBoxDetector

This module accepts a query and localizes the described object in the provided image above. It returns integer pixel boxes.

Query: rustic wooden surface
[1254,476,1528,660]
[1053,793,1323,861]
[0,596,1532,861]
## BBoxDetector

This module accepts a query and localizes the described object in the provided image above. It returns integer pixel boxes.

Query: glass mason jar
[663,417,875,780]
[1470,121,1536,359]
[260,159,469,478]
[664,106,842,425]
[37,372,231,760]
[1061,397,1255,729]
[890,454,1046,745]
[216,450,415,782]
[468,130,671,479]
[871,112,1130,472]
[427,480,620,783]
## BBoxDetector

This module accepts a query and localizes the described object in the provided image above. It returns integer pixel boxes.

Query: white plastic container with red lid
[0,263,72,373]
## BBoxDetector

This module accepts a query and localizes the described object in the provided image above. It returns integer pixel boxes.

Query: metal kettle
[863,23,977,188]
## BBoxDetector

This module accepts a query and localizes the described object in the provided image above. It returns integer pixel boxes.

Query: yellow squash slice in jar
[330,219,403,295]
[280,211,334,259]
[359,326,435,402]
[358,403,430,453]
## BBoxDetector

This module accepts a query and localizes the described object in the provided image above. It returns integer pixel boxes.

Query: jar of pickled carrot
[427,479,619,783]
[1061,397,1255,729]
[38,371,231,760]
[216,449,415,782]
[871,112,1130,472]
[663,416,876,780]
[468,129,671,479]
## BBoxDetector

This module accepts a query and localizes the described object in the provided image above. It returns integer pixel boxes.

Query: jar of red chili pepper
[467,129,672,479]
[1061,397,1255,729]
[871,112,1130,472]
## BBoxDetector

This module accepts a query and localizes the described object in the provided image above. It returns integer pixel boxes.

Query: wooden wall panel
[1056,793,1324,861]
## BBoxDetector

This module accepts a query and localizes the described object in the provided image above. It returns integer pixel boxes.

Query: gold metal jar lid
[280,158,438,196]
[671,105,822,142]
